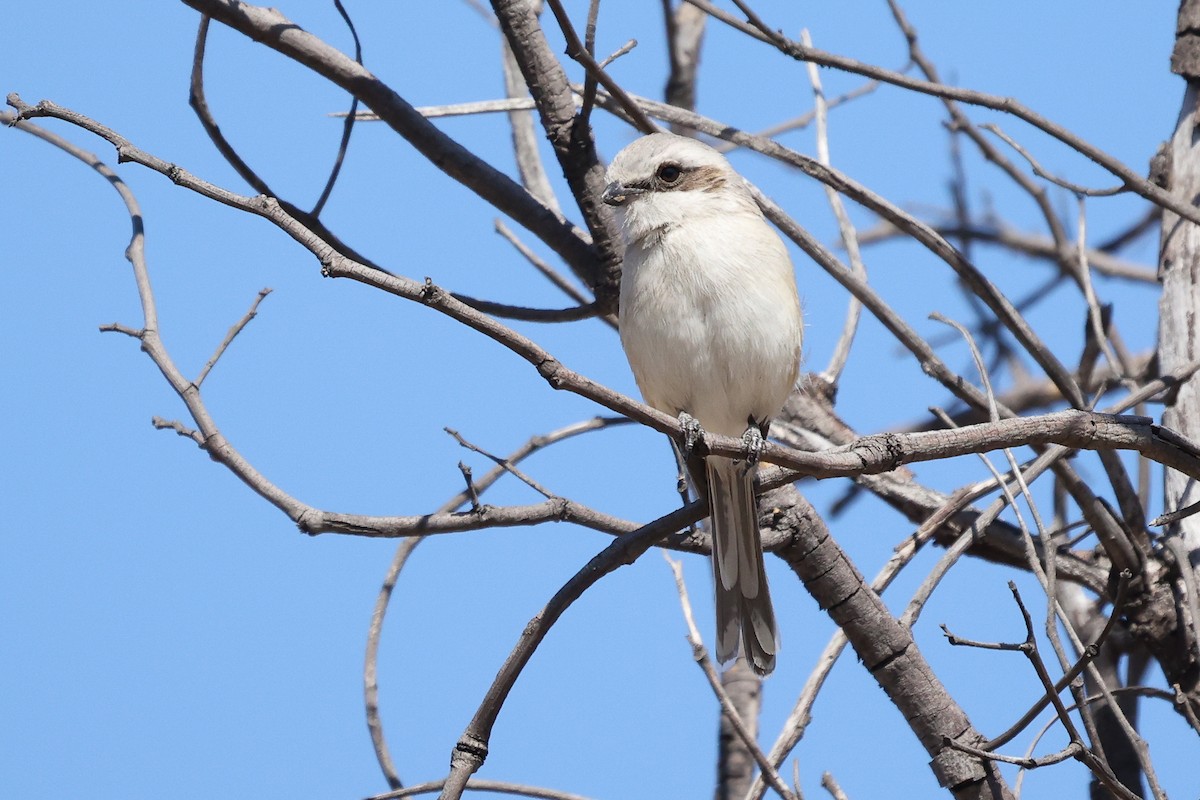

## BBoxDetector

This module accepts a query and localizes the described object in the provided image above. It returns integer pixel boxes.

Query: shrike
[603,132,803,675]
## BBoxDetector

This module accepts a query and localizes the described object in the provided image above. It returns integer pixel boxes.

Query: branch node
[453,733,489,761]
[537,356,565,388]
[295,509,319,537]
[420,277,443,305]
[98,322,145,339]
[151,416,205,446]
[458,461,481,512]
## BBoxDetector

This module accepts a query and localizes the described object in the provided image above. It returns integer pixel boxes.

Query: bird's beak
[602,181,643,207]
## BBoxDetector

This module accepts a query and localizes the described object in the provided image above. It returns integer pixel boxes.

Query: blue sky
[2,2,1193,798]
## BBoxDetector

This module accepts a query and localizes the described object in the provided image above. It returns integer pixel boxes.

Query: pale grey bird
[603,132,803,675]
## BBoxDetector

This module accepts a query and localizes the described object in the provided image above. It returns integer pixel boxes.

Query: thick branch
[490,0,624,308]
[765,487,1014,800]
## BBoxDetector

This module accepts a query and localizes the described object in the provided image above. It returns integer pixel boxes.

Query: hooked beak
[602,181,644,207]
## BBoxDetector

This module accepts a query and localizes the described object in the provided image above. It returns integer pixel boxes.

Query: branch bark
[178,0,598,281]
[765,486,1015,800]
[490,0,625,308]
[1153,61,1200,715]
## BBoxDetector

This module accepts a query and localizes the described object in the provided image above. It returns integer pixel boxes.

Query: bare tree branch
[364,416,626,789]
[765,487,1015,800]
[490,0,625,306]
[437,503,708,800]
[195,287,271,387]
[800,29,865,390]
[683,0,1200,227]
[179,0,598,281]
[664,555,796,800]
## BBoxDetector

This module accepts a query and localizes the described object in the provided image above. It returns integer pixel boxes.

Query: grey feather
[707,456,778,675]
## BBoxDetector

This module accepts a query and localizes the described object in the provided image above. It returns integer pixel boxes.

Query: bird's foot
[677,412,705,456]
[741,425,765,466]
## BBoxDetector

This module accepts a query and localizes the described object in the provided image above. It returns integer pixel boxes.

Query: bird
[603,132,803,676]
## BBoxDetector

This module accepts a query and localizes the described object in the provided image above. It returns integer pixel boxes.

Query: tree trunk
[1153,0,1200,716]
[714,659,761,800]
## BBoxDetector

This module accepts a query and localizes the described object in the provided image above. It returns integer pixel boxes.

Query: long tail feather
[706,456,778,675]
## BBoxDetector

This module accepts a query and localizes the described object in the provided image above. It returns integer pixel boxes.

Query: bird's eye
[657,164,683,184]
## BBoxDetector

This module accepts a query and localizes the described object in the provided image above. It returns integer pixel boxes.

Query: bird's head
[603,132,757,243]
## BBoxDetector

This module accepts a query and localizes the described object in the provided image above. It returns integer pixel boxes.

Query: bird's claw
[742,426,764,466]
[678,412,705,456]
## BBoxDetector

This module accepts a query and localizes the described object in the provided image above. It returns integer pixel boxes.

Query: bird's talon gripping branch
[678,411,705,456]
[741,425,765,466]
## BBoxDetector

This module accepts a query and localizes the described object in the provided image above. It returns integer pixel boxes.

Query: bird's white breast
[618,211,803,438]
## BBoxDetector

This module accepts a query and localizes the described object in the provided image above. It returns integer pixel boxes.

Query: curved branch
[365,537,418,790]
[178,0,598,280]
[449,294,603,322]
[15,99,1200,544]
[438,502,704,800]
[856,221,1157,284]
[364,416,630,788]
[370,777,595,800]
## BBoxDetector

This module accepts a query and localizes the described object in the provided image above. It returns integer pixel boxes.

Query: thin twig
[543,0,656,133]
[363,416,625,788]
[931,314,1104,760]
[450,294,603,323]
[365,536,420,789]
[944,737,1083,770]
[820,772,848,800]
[984,572,1132,751]
[99,322,144,339]
[494,219,588,304]
[663,555,797,800]
[445,427,557,499]
[714,76,889,154]
[493,219,616,329]
[458,463,481,511]
[151,416,204,445]
[335,98,546,119]
[751,477,1016,800]
[801,29,864,390]
[856,220,1157,283]
[195,288,271,386]
[682,0,1200,226]
[368,777,596,800]
[598,38,637,69]
[310,0,363,217]
[982,123,1125,197]
[577,0,602,125]
[189,15,270,195]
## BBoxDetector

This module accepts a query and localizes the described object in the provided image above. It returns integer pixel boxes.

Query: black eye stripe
[628,164,690,192]
[623,164,725,193]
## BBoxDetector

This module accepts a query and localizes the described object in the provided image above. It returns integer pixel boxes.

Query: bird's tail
[706,456,778,676]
